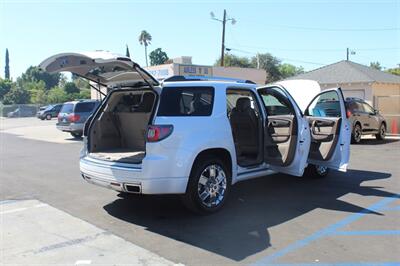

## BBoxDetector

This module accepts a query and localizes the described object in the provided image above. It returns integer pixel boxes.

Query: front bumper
[80,156,188,194]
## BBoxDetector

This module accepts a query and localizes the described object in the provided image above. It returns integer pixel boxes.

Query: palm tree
[138,30,152,66]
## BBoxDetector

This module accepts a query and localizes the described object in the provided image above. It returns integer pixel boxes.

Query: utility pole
[346,48,356,61]
[211,10,236,67]
[220,10,226,67]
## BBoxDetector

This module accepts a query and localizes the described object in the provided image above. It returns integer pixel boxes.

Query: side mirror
[374,109,379,114]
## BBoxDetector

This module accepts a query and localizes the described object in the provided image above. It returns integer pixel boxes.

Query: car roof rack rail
[163,75,256,84]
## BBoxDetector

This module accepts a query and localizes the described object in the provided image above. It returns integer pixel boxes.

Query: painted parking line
[250,195,400,265]
[269,263,400,266]
[333,230,400,236]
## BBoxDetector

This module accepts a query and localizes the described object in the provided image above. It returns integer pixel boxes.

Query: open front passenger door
[304,88,351,171]
[258,86,311,177]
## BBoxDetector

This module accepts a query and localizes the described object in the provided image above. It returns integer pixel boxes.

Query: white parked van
[40,51,351,213]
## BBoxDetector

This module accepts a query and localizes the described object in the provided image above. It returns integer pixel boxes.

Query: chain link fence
[0,103,47,118]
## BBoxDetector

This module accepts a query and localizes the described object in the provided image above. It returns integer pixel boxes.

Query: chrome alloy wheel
[197,164,227,208]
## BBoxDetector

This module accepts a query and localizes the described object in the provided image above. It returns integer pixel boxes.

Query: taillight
[68,113,81,122]
[346,110,352,118]
[147,125,173,142]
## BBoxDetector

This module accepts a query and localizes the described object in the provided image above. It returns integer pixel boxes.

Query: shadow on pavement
[356,138,399,145]
[103,169,394,261]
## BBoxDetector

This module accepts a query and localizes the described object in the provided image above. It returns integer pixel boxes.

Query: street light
[210,9,236,66]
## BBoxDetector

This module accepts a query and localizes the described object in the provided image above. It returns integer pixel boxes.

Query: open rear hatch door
[39,51,159,88]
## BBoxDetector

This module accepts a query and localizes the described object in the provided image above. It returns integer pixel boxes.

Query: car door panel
[305,88,350,171]
[258,85,310,177]
[265,115,296,165]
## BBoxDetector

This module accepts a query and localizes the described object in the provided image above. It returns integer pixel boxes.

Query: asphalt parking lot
[1,117,399,265]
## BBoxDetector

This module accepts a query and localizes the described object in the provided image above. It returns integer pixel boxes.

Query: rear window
[75,102,96,113]
[60,103,74,114]
[157,87,214,116]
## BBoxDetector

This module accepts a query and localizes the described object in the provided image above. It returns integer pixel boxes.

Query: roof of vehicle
[163,75,256,84]
[162,80,257,89]
[62,99,99,105]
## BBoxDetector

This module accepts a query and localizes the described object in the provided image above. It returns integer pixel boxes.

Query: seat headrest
[236,97,251,112]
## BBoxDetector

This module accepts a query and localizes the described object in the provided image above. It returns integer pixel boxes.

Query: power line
[242,21,400,32]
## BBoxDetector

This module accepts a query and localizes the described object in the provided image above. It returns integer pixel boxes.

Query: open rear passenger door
[304,88,351,171]
[258,86,311,176]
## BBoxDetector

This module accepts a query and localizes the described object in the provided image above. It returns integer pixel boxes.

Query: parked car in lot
[57,100,100,138]
[40,51,351,213]
[345,97,386,143]
[37,104,63,120]
[7,106,36,118]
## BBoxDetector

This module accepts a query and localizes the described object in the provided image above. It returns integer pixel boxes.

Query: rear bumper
[79,157,188,194]
[57,123,83,133]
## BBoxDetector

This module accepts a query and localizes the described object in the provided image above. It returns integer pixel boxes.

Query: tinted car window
[362,103,375,114]
[60,103,74,114]
[75,102,96,113]
[158,87,214,116]
[258,87,293,116]
[306,91,341,117]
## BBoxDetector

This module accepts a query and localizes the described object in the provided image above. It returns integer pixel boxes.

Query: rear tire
[351,124,362,144]
[70,132,83,138]
[375,123,386,140]
[303,164,330,178]
[46,114,52,120]
[182,156,231,214]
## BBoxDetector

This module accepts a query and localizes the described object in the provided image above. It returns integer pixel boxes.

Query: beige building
[289,60,400,134]
[145,56,266,84]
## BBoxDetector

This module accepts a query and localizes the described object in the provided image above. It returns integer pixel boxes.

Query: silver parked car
[57,100,100,138]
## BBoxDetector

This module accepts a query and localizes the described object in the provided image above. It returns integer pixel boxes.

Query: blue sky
[1,0,399,79]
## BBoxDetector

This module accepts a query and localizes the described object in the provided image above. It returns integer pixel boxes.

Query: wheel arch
[189,148,233,183]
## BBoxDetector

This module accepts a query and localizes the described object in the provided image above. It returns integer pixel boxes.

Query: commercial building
[145,56,266,84]
[288,60,400,134]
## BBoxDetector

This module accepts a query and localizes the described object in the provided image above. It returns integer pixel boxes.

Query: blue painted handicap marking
[250,195,400,265]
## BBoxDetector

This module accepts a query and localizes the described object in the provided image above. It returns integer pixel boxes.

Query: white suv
[40,52,351,213]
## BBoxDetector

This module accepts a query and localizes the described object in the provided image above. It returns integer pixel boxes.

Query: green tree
[214,54,252,68]
[149,48,169,66]
[26,80,47,104]
[126,44,131,58]
[18,66,60,90]
[78,88,91,99]
[46,86,70,104]
[370,61,382,71]
[386,67,400,76]
[278,63,304,79]
[138,30,152,66]
[2,85,30,104]
[0,78,13,100]
[64,82,80,94]
[5,48,10,80]
[252,53,282,82]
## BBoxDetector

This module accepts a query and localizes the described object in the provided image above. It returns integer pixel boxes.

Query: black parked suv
[345,97,386,143]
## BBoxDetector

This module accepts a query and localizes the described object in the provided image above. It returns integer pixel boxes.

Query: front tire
[375,123,386,140]
[46,114,52,120]
[182,156,231,214]
[351,124,362,144]
[70,132,83,138]
[304,164,330,178]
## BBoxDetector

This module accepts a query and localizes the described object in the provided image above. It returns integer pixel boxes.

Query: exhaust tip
[124,184,141,194]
